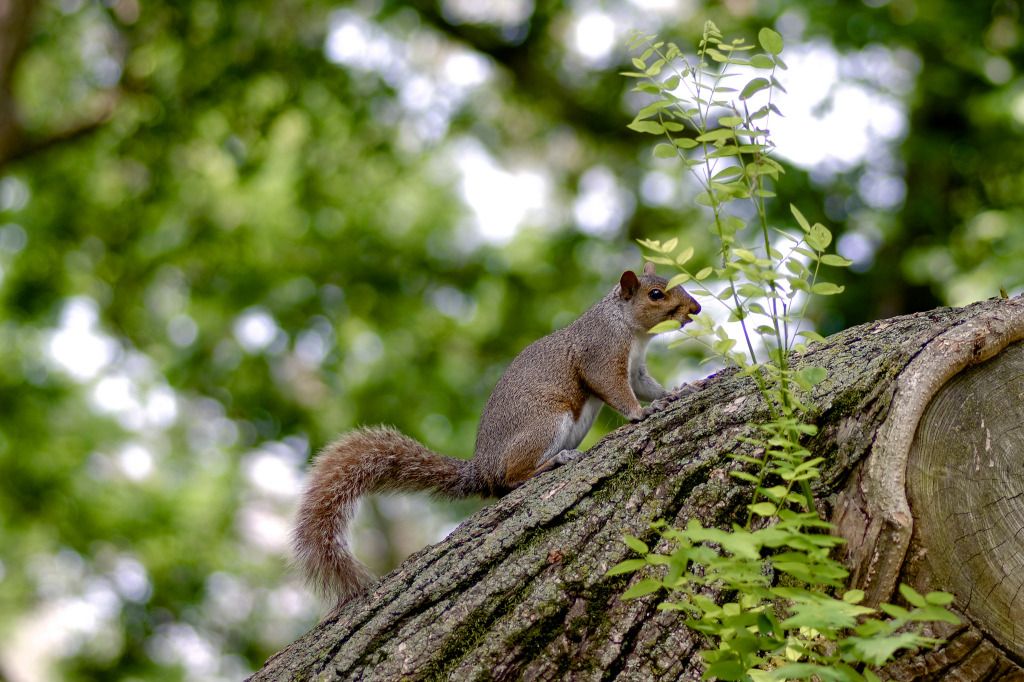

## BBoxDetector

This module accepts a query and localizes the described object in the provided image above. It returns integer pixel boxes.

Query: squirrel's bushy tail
[292,426,479,607]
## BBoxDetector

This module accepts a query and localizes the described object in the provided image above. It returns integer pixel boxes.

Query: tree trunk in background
[252,296,1024,682]
[0,0,35,165]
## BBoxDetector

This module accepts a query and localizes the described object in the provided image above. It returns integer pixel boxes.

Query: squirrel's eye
[648,289,665,301]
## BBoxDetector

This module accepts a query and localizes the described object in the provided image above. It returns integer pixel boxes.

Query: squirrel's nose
[690,299,701,315]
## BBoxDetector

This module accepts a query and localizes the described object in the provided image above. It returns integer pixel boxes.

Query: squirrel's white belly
[627,335,651,385]
[549,396,602,455]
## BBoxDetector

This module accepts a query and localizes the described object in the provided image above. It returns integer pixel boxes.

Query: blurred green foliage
[0,0,1020,679]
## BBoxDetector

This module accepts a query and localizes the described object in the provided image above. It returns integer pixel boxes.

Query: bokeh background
[0,0,1021,679]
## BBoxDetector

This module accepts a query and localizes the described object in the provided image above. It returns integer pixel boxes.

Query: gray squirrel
[293,262,701,608]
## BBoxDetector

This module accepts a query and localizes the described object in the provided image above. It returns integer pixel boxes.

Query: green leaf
[925,591,955,606]
[907,605,961,624]
[712,167,743,183]
[718,115,743,127]
[759,485,788,502]
[843,632,933,667]
[623,534,649,554]
[758,27,784,55]
[666,273,690,289]
[675,246,694,265]
[797,330,826,343]
[653,143,677,158]
[696,128,733,142]
[695,266,713,280]
[636,100,670,120]
[899,583,927,608]
[749,54,774,69]
[774,558,849,585]
[797,366,827,387]
[769,663,861,682]
[695,190,714,206]
[648,319,682,334]
[843,589,866,604]
[713,338,737,355]
[740,77,771,100]
[878,603,910,620]
[748,502,777,516]
[673,137,699,149]
[778,594,874,631]
[811,282,844,295]
[707,146,740,158]
[645,59,666,76]
[703,660,747,681]
[820,253,853,267]
[785,259,807,276]
[806,223,832,250]
[622,577,663,599]
[790,204,811,232]
[705,47,728,62]
[628,120,666,134]
[606,559,647,576]
[663,237,678,252]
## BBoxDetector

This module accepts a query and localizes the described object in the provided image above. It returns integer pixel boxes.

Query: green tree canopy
[0,0,1020,679]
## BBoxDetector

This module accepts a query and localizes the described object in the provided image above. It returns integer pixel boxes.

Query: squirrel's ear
[619,271,640,300]
[643,261,656,276]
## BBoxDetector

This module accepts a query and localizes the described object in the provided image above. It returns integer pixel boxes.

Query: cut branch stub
[907,340,1024,660]
[834,298,1024,608]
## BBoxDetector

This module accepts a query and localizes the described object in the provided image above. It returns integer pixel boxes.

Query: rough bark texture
[252,296,1024,681]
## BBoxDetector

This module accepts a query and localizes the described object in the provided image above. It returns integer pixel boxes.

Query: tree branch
[251,296,1024,680]
[0,0,35,165]
[0,0,116,169]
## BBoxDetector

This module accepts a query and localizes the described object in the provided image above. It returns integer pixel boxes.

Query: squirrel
[292,261,701,609]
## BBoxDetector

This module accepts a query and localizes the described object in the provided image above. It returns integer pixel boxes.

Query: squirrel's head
[618,262,701,333]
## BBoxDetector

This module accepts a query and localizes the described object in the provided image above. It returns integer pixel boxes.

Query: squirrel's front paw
[672,382,699,397]
[641,384,698,419]
[639,401,665,420]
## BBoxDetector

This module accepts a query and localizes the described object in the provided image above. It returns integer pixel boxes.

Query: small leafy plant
[611,21,958,681]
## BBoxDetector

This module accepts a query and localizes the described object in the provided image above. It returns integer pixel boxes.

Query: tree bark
[252,296,1024,681]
